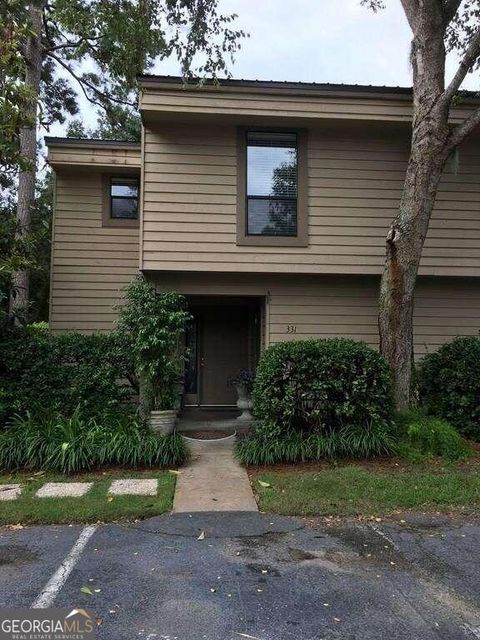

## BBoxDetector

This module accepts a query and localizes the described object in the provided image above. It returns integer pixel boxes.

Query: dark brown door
[200,306,250,405]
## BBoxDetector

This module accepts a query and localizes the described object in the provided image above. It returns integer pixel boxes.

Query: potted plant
[115,275,192,435]
[228,369,255,422]
[148,373,185,434]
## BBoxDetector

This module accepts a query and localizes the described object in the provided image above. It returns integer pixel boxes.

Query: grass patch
[0,469,176,526]
[252,464,480,517]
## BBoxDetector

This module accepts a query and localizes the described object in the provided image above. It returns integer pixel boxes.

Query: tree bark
[9,2,43,324]
[138,370,152,421]
[379,3,451,409]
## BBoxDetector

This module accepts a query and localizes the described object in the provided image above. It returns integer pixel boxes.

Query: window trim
[236,127,308,247]
[102,174,140,228]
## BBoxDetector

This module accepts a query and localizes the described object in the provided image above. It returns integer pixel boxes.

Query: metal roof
[44,137,140,148]
[137,74,479,99]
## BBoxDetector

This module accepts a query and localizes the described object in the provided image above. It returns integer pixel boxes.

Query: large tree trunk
[9,2,43,324]
[379,146,448,408]
[379,3,451,409]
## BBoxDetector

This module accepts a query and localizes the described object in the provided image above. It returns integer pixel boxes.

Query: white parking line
[465,625,480,639]
[32,525,98,608]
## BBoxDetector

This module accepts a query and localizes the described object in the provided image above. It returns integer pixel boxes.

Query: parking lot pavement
[1,513,480,640]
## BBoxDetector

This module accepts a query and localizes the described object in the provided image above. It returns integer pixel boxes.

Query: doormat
[182,429,236,441]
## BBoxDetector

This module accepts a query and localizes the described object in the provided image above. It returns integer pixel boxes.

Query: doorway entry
[184,297,262,407]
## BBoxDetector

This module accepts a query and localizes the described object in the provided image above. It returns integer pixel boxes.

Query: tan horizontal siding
[153,272,480,358]
[49,172,139,333]
[140,88,475,124]
[48,145,141,169]
[142,123,480,277]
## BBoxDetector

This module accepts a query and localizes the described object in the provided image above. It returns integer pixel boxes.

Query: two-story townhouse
[46,76,480,408]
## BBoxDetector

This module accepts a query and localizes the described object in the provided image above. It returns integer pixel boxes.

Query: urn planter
[150,409,177,435]
[235,383,253,422]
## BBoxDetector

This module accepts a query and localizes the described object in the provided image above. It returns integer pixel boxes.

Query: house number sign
[286,325,297,334]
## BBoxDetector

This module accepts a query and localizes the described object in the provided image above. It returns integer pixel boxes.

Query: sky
[49,0,479,137]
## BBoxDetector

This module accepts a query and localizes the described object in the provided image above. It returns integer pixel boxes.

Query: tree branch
[46,51,135,108]
[400,0,420,31]
[446,106,480,152]
[441,26,480,106]
[442,0,462,25]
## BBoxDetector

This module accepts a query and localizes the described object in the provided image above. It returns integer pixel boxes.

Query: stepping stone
[109,479,158,496]
[36,482,93,498]
[0,484,22,501]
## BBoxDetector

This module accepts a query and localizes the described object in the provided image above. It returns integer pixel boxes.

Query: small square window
[110,178,139,219]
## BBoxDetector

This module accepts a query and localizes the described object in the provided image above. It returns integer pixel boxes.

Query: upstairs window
[110,177,139,219]
[246,131,298,237]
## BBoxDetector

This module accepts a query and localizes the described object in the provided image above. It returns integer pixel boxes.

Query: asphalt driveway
[1,512,480,640]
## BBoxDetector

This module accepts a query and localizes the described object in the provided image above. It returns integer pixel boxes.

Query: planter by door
[235,383,253,422]
[150,410,177,435]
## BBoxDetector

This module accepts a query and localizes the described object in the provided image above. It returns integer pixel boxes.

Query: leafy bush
[236,421,395,465]
[236,338,394,465]
[115,275,191,414]
[0,407,188,474]
[418,336,480,440]
[395,412,471,463]
[0,324,134,423]
[253,338,394,434]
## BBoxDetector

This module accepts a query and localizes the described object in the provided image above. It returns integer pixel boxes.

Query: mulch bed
[182,430,236,440]
[247,450,480,476]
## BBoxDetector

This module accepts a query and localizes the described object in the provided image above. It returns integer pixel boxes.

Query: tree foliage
[66,106,141,142]
[3,0,246,159]
[115,275,192,414]
[0,172,53,323]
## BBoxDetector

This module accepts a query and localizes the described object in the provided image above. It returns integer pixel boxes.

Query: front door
[184,303,256,407]
[200,306,250,405]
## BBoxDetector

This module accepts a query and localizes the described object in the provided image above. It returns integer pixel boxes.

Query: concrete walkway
[173,437,258,512]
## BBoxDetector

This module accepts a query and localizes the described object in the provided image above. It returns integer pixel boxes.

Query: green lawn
[252,464,480,517]
[0,469,176,526]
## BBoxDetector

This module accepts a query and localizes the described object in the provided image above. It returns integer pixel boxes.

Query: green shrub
[418,336,480,440]
[0,407,188,474]
[253,338,394,434]
[0,325,135,423]
[115,275,191,414]
[236,421,394,465]
[395,412,471,463]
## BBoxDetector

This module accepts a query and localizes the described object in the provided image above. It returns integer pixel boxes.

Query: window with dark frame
[110,177,139,219]
[246,131,298,237]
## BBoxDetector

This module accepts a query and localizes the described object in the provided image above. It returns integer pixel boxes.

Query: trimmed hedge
[418,336,480,441]
[237,338,395,464]
[252,338,394,434]
[0,325,135,423]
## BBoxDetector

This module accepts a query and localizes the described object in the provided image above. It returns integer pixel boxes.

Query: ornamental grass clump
[394,411,471,463]
[0,407,187,474]
[236,338,395,465]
